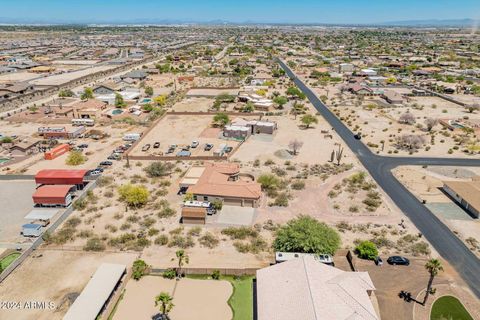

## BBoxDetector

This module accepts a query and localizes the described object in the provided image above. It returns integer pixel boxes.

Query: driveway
[208,206,256,226]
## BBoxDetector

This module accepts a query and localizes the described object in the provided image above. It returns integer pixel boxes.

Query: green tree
[273,96,288,109]
[257,173,280,191]
[118,184,150,208]
[212,112,229,127]
[66,151,86,166]
[301,114,318,128]
[423,259,443,305]
[115,93,127,108]
[154,95,167,106]
[132,259,149,280]
[1,136,13,144]
[80,87,94,100]
[155,292,174,315]
[144,86,154,97]
[58,89,74,98]
[242,101,255,113]
[273,215,341,255]
[355,241,378,260]
[176,249,189,277]
[144,162,174,177]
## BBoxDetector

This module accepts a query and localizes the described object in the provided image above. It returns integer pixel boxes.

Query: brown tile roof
[72,99,107,109]
[188,162,261,200]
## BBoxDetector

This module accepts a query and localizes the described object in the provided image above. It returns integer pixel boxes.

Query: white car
[191,141,199,148]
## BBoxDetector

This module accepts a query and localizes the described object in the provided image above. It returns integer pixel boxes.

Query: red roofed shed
[33,185,75,207]
[35,169,89,186]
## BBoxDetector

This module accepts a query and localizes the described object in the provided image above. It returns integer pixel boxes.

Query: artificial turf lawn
[187,274,254,320]
[0,252,21,270]
[430,295,473,320]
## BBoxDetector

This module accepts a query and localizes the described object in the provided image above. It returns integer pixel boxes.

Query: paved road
[278,59,480,298]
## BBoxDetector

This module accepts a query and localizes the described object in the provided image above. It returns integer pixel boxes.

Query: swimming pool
[112,109,123,115]
[141,98,152,104]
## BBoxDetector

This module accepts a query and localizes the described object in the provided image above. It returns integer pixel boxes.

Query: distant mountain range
[0,17,477,28]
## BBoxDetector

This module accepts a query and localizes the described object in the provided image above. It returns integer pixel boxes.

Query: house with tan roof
[443,179,480,218]
[72,99,108,119]
[256,256,379,320]
[181,162,262,207]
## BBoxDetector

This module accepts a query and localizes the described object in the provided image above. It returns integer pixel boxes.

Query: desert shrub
[78,230,94,238]
[273,215,340,255]
[187,226,202,237]
[211,270,221,280]
[168,235,195,249]
[158,205,176,218]
[211,200,223,211]
[141,217,156,228]
[233,241,251,253]
[162,268,176,279]
[355,241,378,260]
[73,199,87,211]
[291,180,305,190]
[409,241,430,256]
[83,237,106,251]
[148,228,159,236]
[97,175,114,187]
[66,151,86,166]
[154,234,169,246]
[198,232,219,248]
[257,173,280,191]
[221,227,258,240]
[270,192,290,207]
[144,162,175,177]
[65,217,82,228]
[132,259,149,280]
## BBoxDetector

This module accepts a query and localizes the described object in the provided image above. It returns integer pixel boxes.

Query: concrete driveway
[208,205,256,226]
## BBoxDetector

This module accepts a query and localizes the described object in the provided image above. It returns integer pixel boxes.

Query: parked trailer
[44,144,70,160]
[72,118,95,127]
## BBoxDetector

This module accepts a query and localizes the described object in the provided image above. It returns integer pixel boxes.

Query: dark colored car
[153,142,160,148]
[78,144,89,148]
[100,161,113,166]
[354,133,362,140]
[375,256,383,266]
[204,143,214,151]
[224,146,233,153]
[387,256,410,266]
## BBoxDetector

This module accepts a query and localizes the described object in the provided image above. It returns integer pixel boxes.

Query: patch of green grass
[0,252,21,270]
[186,274,254,320]
[430,295,474,320]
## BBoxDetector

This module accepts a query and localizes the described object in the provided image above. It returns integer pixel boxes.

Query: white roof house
[256,256,378,320]
[63,263,126,320]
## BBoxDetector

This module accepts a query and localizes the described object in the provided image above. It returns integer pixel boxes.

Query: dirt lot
[130,114,241,157]
[0,179,37,244]
[0,250,136,320]
[114,276,232,320]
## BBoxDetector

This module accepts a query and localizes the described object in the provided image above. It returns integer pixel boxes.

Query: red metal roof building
[35,169,89,186]
[32,185,75,207]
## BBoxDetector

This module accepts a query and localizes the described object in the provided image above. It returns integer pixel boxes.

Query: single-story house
[72,99,108,119]
[443,180,480,218]
[185,162,262,207]
[9,139,41,156]
[38,126,86,139]
[120,70,147,81]
[256,256,379,320]
[383,90,404,105]
[223,117,277,140]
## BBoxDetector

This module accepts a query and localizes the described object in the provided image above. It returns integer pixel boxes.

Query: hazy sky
[1,0,479,24]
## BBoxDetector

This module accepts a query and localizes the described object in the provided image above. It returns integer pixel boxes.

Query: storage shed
[181,207,207,224]
[32,185,75,207]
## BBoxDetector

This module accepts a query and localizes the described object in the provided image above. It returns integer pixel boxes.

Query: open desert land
[393,165,480,258]
[0,250,137,320]
[330,94,480,158]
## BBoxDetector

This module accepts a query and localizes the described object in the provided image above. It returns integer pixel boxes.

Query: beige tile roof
[256,256,378,320]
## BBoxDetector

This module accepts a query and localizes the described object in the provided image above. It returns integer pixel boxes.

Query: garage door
[223,198,242,206]
[243,200,255,207]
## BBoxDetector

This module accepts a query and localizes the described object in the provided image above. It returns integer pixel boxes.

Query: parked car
[375,256,383,266]
[90,170,102,176]
[78,144,88,149]
[166,147,175,154]
[224,146,233,153]
[95,167,104,173]
[191,141,199,148]
[107,153,121,160]
[354,133,362,140]
[153,142,161,148]
[114,148,125,153]
[204,143,214,151]
[182,145,190,151]
[100,161,113,166]
[387,256,410,266]
[142,144,151,152]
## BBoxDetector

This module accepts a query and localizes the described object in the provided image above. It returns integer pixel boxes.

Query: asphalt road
[278,59,480,298]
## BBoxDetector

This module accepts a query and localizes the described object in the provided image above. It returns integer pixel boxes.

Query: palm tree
[176,250,189,277]
[155,292,174,315]
[423,258,443,305]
